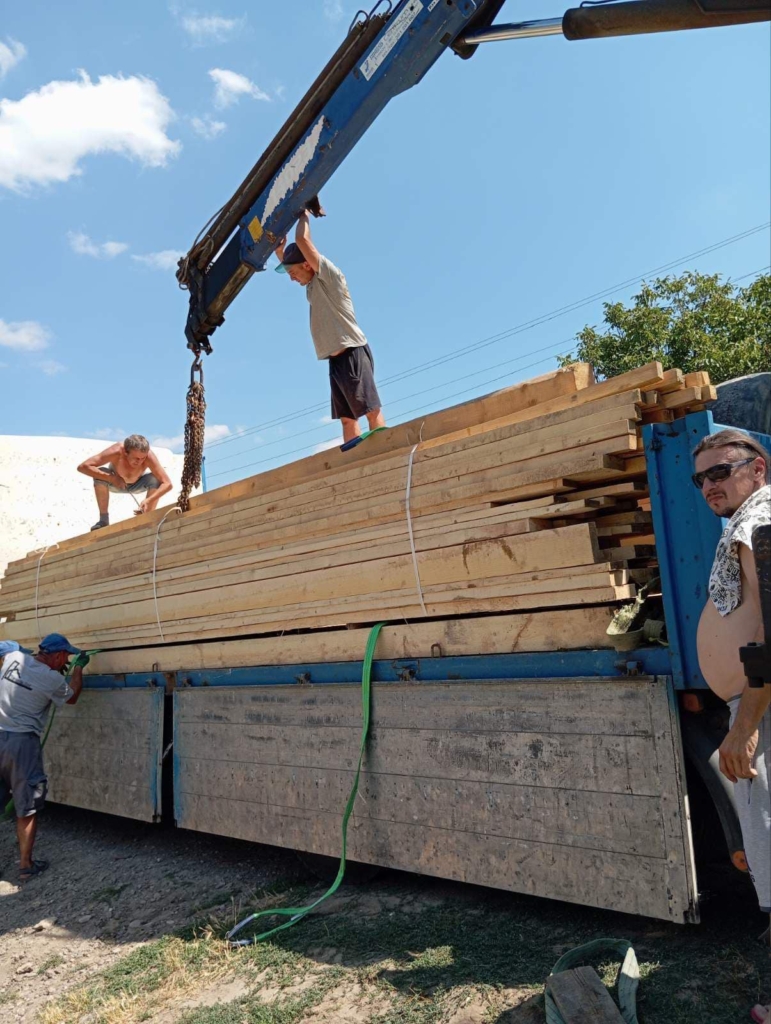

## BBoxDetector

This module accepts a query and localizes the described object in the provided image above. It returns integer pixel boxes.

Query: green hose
[227,621,385,946]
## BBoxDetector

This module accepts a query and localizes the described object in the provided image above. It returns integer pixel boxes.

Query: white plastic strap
[405,442,427,617]
[34,544,59,642]
[152,507,181,642]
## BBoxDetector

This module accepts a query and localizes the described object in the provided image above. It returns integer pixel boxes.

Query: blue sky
[1,2,769,488]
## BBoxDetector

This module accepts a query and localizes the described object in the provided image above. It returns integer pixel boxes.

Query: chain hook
[190,352,204,387]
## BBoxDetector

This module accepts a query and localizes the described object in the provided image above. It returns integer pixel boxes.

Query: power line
[202,222,770,455]
[207,348,573,479]
[206,259,771,482]
[204,333,573,468]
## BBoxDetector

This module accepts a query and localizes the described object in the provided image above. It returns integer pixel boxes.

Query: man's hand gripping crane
[173,0,770,504]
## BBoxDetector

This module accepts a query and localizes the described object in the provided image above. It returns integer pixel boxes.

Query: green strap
[545,939,640,1024]
[228,621,385,946]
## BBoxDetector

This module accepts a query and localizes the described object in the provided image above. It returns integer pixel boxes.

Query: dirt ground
[0,806,292,1023]
[0,805,769,1024]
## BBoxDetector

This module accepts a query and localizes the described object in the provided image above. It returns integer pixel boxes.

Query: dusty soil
[1,804,768,1024]
[0,806,292,1022]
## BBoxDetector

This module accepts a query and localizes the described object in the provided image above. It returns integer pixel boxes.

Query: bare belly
[696,598,760,700]
[112,456,147,485]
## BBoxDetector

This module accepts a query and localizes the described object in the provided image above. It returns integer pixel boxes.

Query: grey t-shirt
[305,255,368,360]
[0,648,72,737]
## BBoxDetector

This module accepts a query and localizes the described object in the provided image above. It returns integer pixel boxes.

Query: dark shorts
[0,730,47,818]
[329,344,381,421]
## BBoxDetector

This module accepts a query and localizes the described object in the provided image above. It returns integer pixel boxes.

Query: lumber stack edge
[0,361,713,666]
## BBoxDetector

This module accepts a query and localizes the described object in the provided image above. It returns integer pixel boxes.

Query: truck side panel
[173,675,698,923]
[45,688,165,822]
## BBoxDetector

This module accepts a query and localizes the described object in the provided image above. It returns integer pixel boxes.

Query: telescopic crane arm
[177,0,770,357]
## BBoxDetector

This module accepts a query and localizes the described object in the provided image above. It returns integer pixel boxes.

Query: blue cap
[39,633,80,655]
[275,242,307,273]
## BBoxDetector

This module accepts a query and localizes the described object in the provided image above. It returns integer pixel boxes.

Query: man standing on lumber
[695,428,770,1005]
[275,210,386,445]
[0,634,87,882]
[77,434,173,531]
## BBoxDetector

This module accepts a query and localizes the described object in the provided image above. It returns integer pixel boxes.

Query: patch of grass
[39,879,770,1024]
[92,884,128,903]
[178,974,344,1024]
[38,955,65,975]
[0,988,20,1006]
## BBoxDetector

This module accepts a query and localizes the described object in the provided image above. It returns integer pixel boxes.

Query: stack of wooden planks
[0,361,715,662]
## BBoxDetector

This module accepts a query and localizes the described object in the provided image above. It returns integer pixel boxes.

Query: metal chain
[178,356,207,512]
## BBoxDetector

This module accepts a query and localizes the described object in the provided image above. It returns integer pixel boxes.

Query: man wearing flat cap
[0,633,87,882]
[276,210,386,446]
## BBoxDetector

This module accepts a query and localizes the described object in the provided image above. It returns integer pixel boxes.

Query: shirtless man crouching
[694,428,770,1022]
[77,434,173,531]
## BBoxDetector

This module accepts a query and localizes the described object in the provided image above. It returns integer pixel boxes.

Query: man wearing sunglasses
[695,428,770,959]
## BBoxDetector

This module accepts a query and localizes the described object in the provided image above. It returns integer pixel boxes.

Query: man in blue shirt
[0,633,85,882]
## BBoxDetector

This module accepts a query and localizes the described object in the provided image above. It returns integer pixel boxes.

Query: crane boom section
[180,0,492,353]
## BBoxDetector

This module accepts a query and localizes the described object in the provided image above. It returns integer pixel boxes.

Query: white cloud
[68,231,129,259]
[87,427,128,441]
[0,319,51,351]
[318,414,334,425]
[189,115,227,139]
[152,423,231,452]
[0,71,180,193]
[36,359,67,376]
[179,13,246,44]
[313,437,342,454]
[0,38,26,79]
[209,68,270,109]
[131,250,185,271]
[323,1,345,21]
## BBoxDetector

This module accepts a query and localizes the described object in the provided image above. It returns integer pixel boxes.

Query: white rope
[152,507,181,642]
[34,544,58,642]
[404,433,427,617]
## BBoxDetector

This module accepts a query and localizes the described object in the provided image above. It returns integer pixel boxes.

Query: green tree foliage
[560,271,770,383]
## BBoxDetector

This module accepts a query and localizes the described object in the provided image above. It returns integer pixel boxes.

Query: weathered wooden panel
[173,677,698,922]
[45,689,164,822]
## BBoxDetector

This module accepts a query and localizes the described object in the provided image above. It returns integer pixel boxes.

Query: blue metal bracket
[90,647,673,692]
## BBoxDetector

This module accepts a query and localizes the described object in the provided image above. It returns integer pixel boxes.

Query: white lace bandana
[708,484,771,617]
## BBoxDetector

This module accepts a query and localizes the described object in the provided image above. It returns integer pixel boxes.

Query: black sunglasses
[691,457,755,489]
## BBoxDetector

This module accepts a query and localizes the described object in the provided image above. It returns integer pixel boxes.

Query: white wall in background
[0,436,189,578]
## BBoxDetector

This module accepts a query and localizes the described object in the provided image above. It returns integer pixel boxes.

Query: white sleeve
[48,671,74,706]
[50,679,73,706]
[316,255,342,286]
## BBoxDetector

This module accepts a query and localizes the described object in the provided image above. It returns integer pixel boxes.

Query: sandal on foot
[19,860,49,882]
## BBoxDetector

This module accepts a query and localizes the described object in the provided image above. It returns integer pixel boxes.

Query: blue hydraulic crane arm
[177,0,770,356]
[177,0,505,355]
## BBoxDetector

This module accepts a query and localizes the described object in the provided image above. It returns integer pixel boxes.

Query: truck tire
[713,373,771,436]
